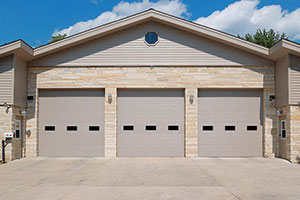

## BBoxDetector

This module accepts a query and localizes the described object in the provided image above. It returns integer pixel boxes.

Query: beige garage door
[118,89,184,157]
[198,90,263,157]
[39,89,105,157]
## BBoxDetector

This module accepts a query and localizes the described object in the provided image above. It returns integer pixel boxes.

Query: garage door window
[67,126,77,131]
[225,126,235,131]
[146,125,156,131]
[123,125,134,131]
[45,126,55,131]
[203,126,213,131]
[247,126,257,131]
[89,126,100,131]
[168,125,179,131]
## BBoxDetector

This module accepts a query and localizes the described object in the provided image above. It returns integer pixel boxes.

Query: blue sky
[1,0,300,47]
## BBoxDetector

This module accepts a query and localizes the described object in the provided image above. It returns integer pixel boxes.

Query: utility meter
[3,132,14,139]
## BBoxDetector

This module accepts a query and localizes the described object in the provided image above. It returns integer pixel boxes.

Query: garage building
[1,9,300,162]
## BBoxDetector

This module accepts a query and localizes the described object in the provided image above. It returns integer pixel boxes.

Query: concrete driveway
[0,158,300,200]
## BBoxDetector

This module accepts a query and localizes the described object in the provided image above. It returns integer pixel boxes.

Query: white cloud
[194,0,300,40]
[35,40,41,46]
[90,0,98,5]
[54,0,300,41]
[54,0,188,36]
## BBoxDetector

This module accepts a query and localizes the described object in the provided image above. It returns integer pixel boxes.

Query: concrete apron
[0,157,299,200]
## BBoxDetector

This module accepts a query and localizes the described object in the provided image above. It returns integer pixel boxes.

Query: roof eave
[0,40,34,61]
[1,10,299,62]
[151,11,269,57]
[269,40,300,60]
[33,11,155,58]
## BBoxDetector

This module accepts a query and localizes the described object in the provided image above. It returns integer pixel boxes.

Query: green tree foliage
[48,34,67,44]
[238,29,288,48]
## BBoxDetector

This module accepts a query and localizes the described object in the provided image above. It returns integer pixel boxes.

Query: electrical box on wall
[3,132,14,139]
[27,96,34,102]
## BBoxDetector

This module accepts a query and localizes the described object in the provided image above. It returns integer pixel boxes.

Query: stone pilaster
[185,88,198,157]
[0,107,13,161]
[105,88,117,157]
[263,88,277,158]
[289,106,300,163]
[25,73,38,158]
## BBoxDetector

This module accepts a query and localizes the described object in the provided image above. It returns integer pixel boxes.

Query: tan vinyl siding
[29,21,273,67]
[289,54,300,105]
[13,55,27,107]
[0,55,13,104]
[275,55,289,107]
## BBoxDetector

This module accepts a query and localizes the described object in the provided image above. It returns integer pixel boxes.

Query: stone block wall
[105,88,117,157]
[276,105,300,163]
[0,106,25,161]
[290,106,300,162]
[185,88,198,157]
[0,107,12,161]
[26,66,276,158]
[263,88,278,158]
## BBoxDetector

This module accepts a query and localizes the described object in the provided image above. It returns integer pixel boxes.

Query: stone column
[0,107,13,161]
[263,88,277,158]
[289,106,300,163]
[105,88,117,157]
[25,80,38,158]
[185,88,198,157]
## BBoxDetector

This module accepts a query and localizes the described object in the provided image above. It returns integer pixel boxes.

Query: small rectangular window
[203,126,213,131]
[27,96,34,101]
[67,126,77,131]
[146,125,156,131]
[281,120,286,139]
[247,126,257,131]
[281,130,286,138]
[281,120,286,129]
[225,126,235,131]
[15,120,21,138]
[123,125,134,131]
[168,125,179,131]
[45,126,55,131]
[89,126,100,131]
[15,130,20,138]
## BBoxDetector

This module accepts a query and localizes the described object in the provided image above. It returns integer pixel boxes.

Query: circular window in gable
[145,32,159,45]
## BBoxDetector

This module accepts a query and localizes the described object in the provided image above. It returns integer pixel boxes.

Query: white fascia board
[152,11,269,56]
[282,40,300,53]
[270,40,300,60]
[0,41,21,55]
[33,12,154,56]
[0,40,33,59]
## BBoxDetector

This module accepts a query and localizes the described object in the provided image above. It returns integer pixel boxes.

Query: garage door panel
[41,133,104,145]
[39,89,105,157]
[199,135,262,152]
[199,146,262,157]
[118,89,184,157]
[118,133,184,157]
[119,99,183,122]
[199,134,262,143]
[198,90,263,157]
[41,145,103,157]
